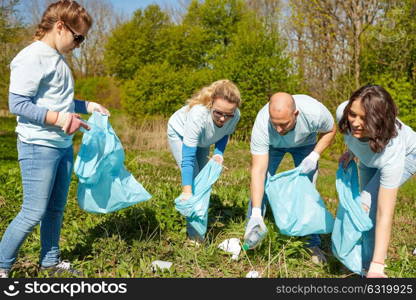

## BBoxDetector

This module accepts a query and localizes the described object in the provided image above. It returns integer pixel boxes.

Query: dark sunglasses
[65,24,85,44]
[212,109,235,120]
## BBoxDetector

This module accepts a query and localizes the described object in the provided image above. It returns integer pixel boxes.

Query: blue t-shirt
[336,101,416,188]
[9,41,76,148]
[250,94,334,154]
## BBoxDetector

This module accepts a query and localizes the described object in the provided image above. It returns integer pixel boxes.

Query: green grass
[0,115,415,278]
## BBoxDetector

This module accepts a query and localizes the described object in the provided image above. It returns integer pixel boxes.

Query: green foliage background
[104,1,299,136]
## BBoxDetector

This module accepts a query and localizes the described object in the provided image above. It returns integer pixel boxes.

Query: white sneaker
[40,261,82,277]
[0,268,9,278]
[310,246,327,265]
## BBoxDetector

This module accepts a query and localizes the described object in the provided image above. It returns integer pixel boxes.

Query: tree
[72,0,120,78]
[287,0,382,108]
[105,0,298,138]
[213,10,298,133]
[104,5,172,80]
[339,0,380,89]
[360,0,416,128]
[0,0,25,109]
[183,0,246,61]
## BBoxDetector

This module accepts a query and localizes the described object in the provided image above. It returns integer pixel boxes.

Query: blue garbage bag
[174,159,223,237]
[265,167,334,236]
[331,161,373,275]
[74,112,151,214]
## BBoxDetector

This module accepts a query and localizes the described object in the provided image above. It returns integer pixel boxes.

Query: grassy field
[0,113,415,278]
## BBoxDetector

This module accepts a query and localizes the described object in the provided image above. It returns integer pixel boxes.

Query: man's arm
[250,153,269,208]
[313,123,336,155]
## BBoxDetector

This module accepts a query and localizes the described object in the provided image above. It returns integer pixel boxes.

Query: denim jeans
[167,136,210,241]
[0,140,73,269]
[247,143,321,247]
[358,151,416,269]
[167,138,210,178]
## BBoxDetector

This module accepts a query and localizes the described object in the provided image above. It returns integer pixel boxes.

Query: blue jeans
[358,152,416,269]
[167,138,210,178]
[0,140,73,269]
[167,136,210,241]
[247,144,321,247]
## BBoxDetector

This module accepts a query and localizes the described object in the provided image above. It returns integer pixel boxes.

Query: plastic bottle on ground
[242,225,267,251]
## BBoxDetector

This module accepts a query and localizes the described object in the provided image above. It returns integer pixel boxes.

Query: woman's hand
[54,112,90,135]
[212,154,224,164]
[87,102,110,116]
[180,185,192,201]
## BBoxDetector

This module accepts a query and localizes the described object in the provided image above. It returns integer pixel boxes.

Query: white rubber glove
[299,151,320,174]
[179,192,193,202]
[54,112,90,135]
[244,207,267,239]
[212,154,224,164]
[367,261,387,278]
[87,102,110,116]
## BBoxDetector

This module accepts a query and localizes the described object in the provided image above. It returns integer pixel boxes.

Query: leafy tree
[360,0,415,128]
[0,0,25,109]
[122,63,215,117]
[212,11,298,133]
[104,5,172,80]
[104,0,298,138]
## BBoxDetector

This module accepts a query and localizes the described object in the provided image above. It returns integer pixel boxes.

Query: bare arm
[250,153,269,208]
[372,186,398,264]
[314,123,337,155]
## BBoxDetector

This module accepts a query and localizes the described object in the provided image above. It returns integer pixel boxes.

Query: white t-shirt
[336,101,416,188]
[9,41,75,148]
[250,94,334,154]
[167,104,240,147]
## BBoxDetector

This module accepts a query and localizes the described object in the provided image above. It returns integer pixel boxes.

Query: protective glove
[212,154,224,164]
[367,261,387,278]
[87,102,110,116]
[244,207,267,239]
[299,151,320,174]
[179,192,193,202]
[55,112,89,135]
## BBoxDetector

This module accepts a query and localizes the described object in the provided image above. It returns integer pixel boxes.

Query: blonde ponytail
[187,79,241,109]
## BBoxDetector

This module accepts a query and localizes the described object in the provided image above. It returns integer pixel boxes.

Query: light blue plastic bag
[74,112,151,214]
[174,159,223,237]
[331,161,373,275]
[265,167,334,236]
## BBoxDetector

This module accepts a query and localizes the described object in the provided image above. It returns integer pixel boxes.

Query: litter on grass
[151,260,173,272]
[245,271,260,278]
[218,238,241,260]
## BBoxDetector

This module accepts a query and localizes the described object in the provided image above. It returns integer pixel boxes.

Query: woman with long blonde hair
[167,79,241,242]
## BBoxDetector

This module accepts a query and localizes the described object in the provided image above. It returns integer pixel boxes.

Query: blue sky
[109,0,174,15]
[16,0,181,22]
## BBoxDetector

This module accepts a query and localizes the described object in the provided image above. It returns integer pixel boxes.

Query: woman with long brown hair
[337,85,416,278]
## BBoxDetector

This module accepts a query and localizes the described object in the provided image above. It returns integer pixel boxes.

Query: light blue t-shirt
[9,41,76,148]
[336,101,416,188]
[250,94,334,155]
[167,104,240,147]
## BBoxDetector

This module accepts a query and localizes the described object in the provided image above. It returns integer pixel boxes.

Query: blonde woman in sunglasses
[167,79,241,242]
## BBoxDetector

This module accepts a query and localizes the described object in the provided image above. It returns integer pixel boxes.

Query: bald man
[246,93,336,264]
